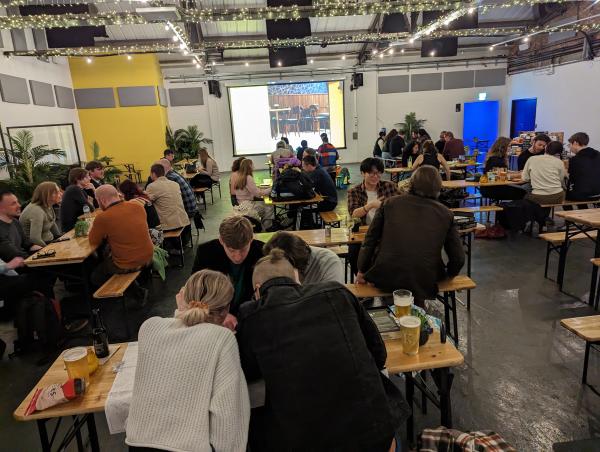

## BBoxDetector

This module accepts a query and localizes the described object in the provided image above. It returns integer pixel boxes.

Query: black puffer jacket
[238,277,407,451]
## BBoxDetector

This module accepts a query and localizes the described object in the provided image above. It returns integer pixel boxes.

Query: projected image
[229,80,345,156]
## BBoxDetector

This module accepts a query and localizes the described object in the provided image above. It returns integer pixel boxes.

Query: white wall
[505,58,600,142]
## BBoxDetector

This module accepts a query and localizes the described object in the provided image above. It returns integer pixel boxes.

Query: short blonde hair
[176,269,234,327]
[252,248,296,288]
[31,182,60,208]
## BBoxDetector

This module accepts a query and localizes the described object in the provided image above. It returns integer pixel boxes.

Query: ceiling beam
[357,13,382,65]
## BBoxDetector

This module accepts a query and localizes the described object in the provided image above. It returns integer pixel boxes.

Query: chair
[280,106,301,136]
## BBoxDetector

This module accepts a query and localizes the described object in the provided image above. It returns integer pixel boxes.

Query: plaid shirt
[347,180,399,223]
[166,170,197,217]
[420,427,517,452]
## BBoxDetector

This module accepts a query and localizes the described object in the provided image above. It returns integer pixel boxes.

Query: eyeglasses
[367,171,382,177]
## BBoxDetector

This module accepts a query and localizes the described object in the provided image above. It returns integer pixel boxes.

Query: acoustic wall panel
[10,29,27,51]
[169,87,204,106]
[0,74,30,104]
[74,88,115,109]
[474,69,506,87]
[29,80,55,106]
[54,85,75,109]
[117,86,157,107]
[411,73,442,92]
[378,75,409,94]
[158,87,168,107]
[444,71,474,90]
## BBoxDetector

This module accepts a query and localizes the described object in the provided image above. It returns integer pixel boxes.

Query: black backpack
[14,294,61,354]
[271,168,316,201]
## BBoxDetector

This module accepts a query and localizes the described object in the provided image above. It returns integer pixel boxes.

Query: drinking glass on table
[399,315,421,356]
[393,289,413,317]
[64,347,90,384]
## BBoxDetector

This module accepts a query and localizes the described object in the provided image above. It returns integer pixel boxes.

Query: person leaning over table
[118,179,160,229]
[145,163,191,232]
[402,140,421,168]
[126,269,250,452]
[564,132,600,210]
[517,133,550,171]
[442,131,465,161]
[301,154,338,212]
[480,137,527,202]
[192,216,264,332]
[356,166,465,308]
[237,249,407,452]
[59,167,95,232]
[411,140,452,181]
[263,231,344,284]
[19,181,61,247]
[88,185,153,295]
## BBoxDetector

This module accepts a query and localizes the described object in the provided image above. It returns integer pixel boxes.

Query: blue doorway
[510,98,537,138]
[463,100,500,160]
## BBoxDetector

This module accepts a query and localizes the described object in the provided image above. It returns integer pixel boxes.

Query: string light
[379,53,384,59]
[172,35,178,42]
[277,60,282,66]
[245,61,249,66]
[196,63,201,69]
[126,54,132,60]
[388,48,394,55]
[341,54,346,60]
[309,59,314,63]
[86,57,92,64]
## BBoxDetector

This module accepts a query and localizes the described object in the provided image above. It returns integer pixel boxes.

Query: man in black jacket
[301,155,337,212]
[517,133,550,171]
[238,249,406,451]
[565,132,600,209]
[191,216,264,330]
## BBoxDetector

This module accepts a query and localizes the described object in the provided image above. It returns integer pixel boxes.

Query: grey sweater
[0,218,32,260]
[19,203,61,246]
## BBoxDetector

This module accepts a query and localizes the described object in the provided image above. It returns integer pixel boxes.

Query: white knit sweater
[125,317,250,452]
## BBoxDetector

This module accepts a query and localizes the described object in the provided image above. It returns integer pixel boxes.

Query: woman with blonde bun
[126,270,250,452]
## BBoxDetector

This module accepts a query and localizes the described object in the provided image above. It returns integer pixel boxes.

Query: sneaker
[64,318,89,333]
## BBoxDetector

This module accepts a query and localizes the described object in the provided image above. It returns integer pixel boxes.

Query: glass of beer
[399,316,421,356]
[393,289,413,318]
[64,347,90,384]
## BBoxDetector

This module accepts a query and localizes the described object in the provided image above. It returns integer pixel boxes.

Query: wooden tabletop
[24,221,99,267]
[384,331,464,374]
[560,315,600,342]
[448,162,482,169]
[14,344,127,421]
[556,208,600,228]
[264,194,324,206]
[442,179,525,189]
[385,167,414,174]
[256,228,365,247]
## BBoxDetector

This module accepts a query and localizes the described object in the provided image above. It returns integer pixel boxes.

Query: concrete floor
[1,165,599,451]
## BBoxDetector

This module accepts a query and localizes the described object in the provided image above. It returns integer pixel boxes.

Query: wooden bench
[319,211,342,228]
[163,227,186,267]
[540,200,600,218]
[560,315,600,387]
[345,275,476,345]
[539,231,597,281]
[93,271,141,338]
[193,187,208,211]
[451,206,503,214]
[328,245,350,283]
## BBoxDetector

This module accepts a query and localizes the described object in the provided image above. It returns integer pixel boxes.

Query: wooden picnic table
[264,194,324,230]
[13,343,126,451]
[442,178,525,189]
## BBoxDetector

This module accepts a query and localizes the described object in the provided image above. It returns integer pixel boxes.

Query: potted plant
[396,112,426,138]
[166,125,213,164]
[411,308,433,346]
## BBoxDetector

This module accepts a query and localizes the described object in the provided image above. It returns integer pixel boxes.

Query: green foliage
[90,141,121,184]
[165,125,213,162]
[0,130,66,201]
[397,112,426,138]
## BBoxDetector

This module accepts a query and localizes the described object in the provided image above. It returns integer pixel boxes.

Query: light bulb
[401,49,405,54]
[388,48,394,55]
[430,51,436,56]
[212,61,216,66]
[179,43,185,49]
[164,24,169,31]
[378,53,384,59]
[183,50,188,55]
[523,36,530,42]
[86,57,92,64]
[341,55,346,60]
[309,59,314,64]
[196,63,201,69]
[172,35,178,42]
[409,38,415,44]
[277,61,282,66]
[468,7,475,14]
[489,46,494,51]
[126,54,132,60]
[372,49,377,55]
[244,62,249,66]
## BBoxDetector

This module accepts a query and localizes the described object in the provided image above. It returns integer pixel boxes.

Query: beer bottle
[91,309,109,358]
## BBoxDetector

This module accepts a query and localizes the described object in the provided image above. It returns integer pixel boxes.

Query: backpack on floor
[14,293,61,353]
[271,167,315,201]
[497,200,531,231]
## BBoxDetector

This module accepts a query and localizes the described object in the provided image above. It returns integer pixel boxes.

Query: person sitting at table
[442,131,465,161]
[146,164,191,233]
[317,133,339,183]
[356,166,465,307]
[381,129,403,161]
[118,179,160,229]
[301,155,338,212]
[565,132,600,209]
[411,140,452,181]
[191,148,220,189]
[19,182,61,247]
[231,159,273,231]
[59,167,95,232]
[126,269,250,452]
[163,148,175,163]
[237,249,406,452]
[263,231,344,284]
[0,188,42,261]
[230,157,247,206]
[88,185,153,290]
[435,131,446,153]
[517,133,550,171]
[480,137,527,202]
[296,139,309,160]
[272,140,294,168]
[192,216,264,331]
[402,140,421,167]
[418,128,431,143]
[281,136,294,154]
[84,161,105,189]
[159,158,198,220]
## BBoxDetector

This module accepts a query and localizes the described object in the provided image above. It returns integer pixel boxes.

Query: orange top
[89,201,153,269]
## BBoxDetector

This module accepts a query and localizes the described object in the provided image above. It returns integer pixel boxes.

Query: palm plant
[396,112,426,138]
[91,141,121,184]
[0,130,65,200]
[166,125,213,162]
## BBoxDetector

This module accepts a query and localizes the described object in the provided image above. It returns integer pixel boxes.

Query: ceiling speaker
[268,47,307,68]
[421,38,458,57]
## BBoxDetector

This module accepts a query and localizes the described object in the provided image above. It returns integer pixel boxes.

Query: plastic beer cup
[399,316,421,356]
[64,347,90,384]
[393,289,413,318]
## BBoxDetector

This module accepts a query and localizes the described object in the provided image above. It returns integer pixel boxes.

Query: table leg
[589,233,600,306]
[73,415,84,451]
[87,413,100,452]
[404,372,415,443]
[37,419,51,452]
[466,232,472,310]
[438,367,453,428]
[557,221,570,290]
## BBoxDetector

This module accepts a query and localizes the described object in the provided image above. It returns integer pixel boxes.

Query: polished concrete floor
[1,166,599,451]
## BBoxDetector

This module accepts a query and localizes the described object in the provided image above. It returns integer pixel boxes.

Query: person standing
[517,134,550,171]
[85,161,105,189]
[373,130,385,157]
[357,166,465,307]
[317,133,339,183]
[565,132,600,207]
[146,164,190,231]
[59,168,95,232]
[19,182,61,247]
[126,270,250,452]
[301,155,337,212]
[442,131,465,160]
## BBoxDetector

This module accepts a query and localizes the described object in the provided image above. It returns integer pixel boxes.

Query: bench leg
[450,291,459,346]
[121,297,132,339]
[443,292,451,341]
[179,235,184,268]
[557,224,570,290]
[544,242,551,279]
[438,367,453,428]
[404,371,415,444]
[589,235,600,307]
[583,341,591,385]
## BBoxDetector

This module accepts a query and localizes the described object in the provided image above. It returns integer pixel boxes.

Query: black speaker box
[266,18,311,39]
[208,80,221,98]
[267,0,311,5]
[268,47,307,68]
[381,13,409,33]
[351,73,363,90]
[421,38,458,57]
